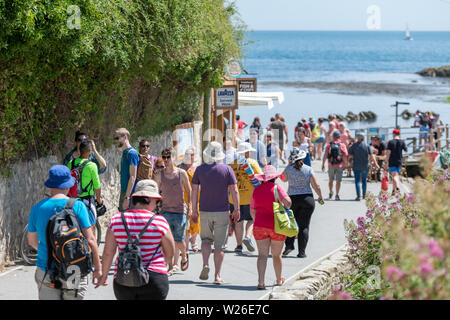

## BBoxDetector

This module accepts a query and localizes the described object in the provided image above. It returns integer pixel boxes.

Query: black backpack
[115,212,159,287]
[46,198,93,282]
[328,142,343,165]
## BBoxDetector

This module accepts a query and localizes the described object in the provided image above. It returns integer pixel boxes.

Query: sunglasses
[77,137,87,142]
[162,155,171,160]
[113,136,121,140]
[140,145,150,148]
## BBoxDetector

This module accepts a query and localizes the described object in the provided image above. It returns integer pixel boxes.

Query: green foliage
[0,0,246,171]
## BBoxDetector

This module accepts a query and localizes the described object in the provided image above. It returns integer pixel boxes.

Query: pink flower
[386,266,405,281]
[420,263,434,276]
[372,248,377,252]
[428,240,439,250]
[430,246,445,259]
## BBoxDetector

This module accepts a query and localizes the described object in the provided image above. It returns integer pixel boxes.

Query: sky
[233,0,450,31]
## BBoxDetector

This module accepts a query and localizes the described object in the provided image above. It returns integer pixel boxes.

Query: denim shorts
[161,211,187,242]
[389,166,401,173]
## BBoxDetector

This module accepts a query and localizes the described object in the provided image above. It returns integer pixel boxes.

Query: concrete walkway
[0,159,385,300]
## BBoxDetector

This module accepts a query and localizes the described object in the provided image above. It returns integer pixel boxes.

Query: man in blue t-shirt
[114,128,139,211]
[27,165,102,300]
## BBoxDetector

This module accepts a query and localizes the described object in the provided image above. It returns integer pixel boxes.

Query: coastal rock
[417,66,450,78]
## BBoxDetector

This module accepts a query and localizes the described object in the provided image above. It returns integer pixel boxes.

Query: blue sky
[233,0,450,31]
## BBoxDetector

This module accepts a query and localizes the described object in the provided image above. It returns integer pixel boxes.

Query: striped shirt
[108,210,169,276]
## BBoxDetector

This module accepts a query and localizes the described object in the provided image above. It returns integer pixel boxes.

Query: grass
[445,97,450,103]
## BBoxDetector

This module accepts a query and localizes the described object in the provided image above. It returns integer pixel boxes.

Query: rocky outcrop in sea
[417,66,450,78]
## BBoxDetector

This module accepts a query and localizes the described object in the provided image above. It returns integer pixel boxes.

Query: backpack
[46,198,93,282]
[439,148,450,169]
[419,114,428,126]
[115,212,158,287]
[328,142,343,165]
[137,154,154,181]
[67,159,92,198]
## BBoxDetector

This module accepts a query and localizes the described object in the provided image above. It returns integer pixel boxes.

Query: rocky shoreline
[417,65,450,78]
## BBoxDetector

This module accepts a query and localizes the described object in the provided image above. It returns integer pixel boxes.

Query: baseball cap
[393,129,400,135]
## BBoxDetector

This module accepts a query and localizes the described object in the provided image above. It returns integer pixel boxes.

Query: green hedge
[0,0,245,175]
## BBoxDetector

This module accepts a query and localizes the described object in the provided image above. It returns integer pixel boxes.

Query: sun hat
[289,148,307,163]
[131,179,162,200]
[45,165,75,189]
[236,142,256,154]
[255,165,281,182]
[203,141,226,162]
[393,129,400,135]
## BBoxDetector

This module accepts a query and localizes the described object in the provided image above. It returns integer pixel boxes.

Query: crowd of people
[26,116,411,300]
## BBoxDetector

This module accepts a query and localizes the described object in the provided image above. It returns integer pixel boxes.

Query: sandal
[199,265,210,280]
[257,284,266,290]
[180,253,189,271]
[275,277,285,286]
[192,243,199,253]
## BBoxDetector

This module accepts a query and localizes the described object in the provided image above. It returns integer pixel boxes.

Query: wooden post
[413,137,417,153]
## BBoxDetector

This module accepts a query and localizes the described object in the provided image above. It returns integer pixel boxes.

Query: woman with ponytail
[280,148,323,258]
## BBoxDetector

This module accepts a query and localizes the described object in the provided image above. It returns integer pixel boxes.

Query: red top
[250,182,289,230]
[325,139,349,168]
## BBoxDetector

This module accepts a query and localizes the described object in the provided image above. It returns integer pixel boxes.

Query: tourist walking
[250,117,263,138]
[223,137,238,164]
[311,118,327,161]
[251,165,292,289]
[191,141,240,284]
[281,149,324,258]
[114,128,139,211]
[64,131,107,174]
[322,131,348,200]
[235,115,248,142]
[97,179,176,300]
[295,127,313,166]
[229,142,263,253]
[67,140,104,235]
[137,139,158,177]
[27,165,102,300]
[348,134,379,200]
[179,147,201,253]
[267,113,288,163]
[264,131,281,169]
[384,129,408,195]
[326,122,337,143]
[247,128,267,168]
[154,147,192,275]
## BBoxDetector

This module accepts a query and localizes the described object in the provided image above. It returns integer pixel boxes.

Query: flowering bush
[331,168,449,300]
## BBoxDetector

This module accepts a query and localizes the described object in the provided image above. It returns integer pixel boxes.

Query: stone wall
[0,130,176,268]
[269,245,356,300]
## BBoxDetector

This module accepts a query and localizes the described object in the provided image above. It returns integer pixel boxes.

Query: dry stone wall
[0,130,175,268]
[269,245,356,300]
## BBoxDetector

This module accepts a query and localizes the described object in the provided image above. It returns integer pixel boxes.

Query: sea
[235,31,450,143]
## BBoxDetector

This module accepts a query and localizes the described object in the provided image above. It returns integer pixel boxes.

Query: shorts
[253,226,286,242]
[161,211,187,242]
[34,267,88,300]
[199,211,230,250]
[328,166,344,182]
[229,204,252,222]
[389,166,401,173]
[313,137,325,144]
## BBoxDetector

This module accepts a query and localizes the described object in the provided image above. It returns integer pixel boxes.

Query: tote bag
[273,185,299,237]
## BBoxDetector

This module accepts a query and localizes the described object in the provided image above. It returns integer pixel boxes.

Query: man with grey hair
[348,134,379,201]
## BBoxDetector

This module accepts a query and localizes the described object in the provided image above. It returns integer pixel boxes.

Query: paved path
[0,160,385,300]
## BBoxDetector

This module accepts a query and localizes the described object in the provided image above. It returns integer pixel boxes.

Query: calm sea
[236,31,450,142]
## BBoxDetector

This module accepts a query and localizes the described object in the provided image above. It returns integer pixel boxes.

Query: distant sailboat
[404,24,414,40]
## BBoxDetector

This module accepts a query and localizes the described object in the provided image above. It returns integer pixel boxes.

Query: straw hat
[236,142,256,154]
[203,141,225,162]
[131,179,162,200]
[255,165,281,182]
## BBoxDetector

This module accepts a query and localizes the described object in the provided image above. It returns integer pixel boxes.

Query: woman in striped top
[96,179,175,300]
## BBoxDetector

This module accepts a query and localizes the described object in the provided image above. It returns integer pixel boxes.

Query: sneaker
[328,193,333,200]
[282,248,293,256]
[234,245,243,253]
[363,194,366,200]
[335,195,340,201]
[355,196,360,201]
[242,237,255,252]
[297,252,307,258]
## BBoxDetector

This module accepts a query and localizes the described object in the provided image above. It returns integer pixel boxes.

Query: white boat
[404,24,414,40]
